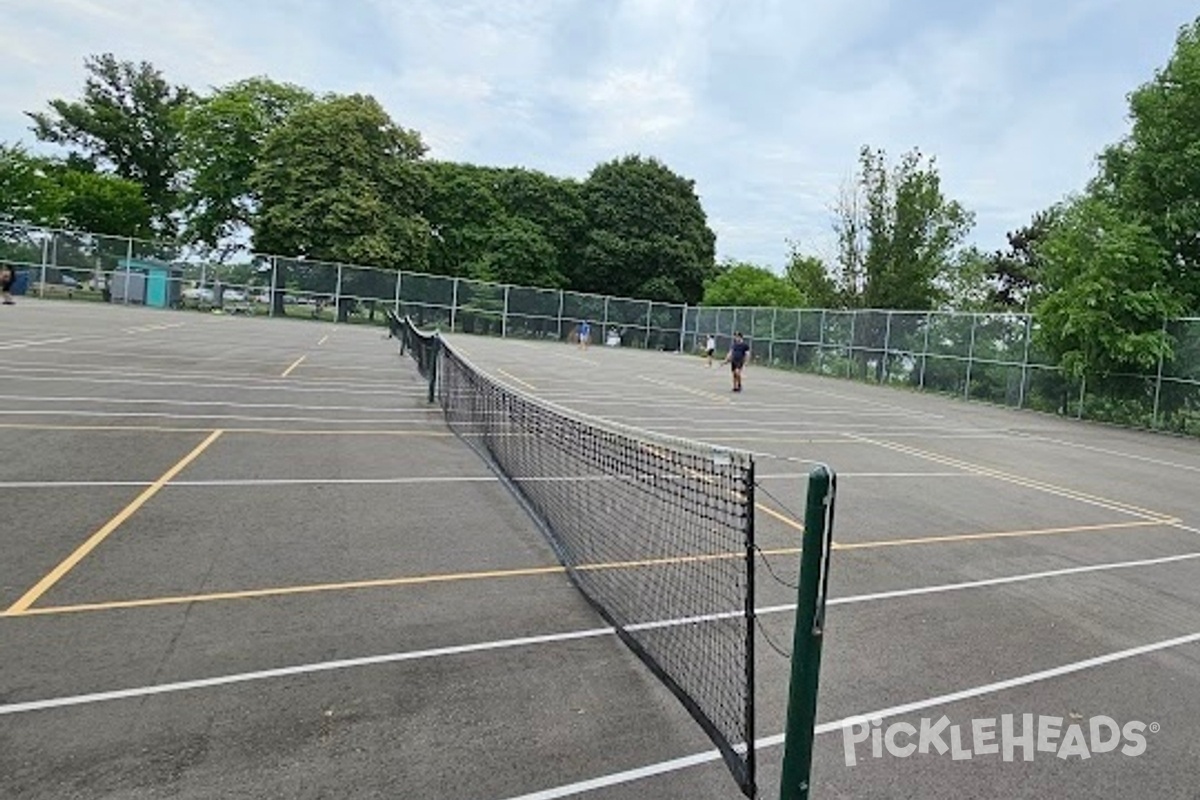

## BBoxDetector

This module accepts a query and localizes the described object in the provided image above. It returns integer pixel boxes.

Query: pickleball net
[397,316,758,796]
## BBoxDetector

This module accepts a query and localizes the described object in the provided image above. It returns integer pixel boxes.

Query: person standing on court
[724,331,750,392]
[578,319,591,350]
[705,333,717,367]
[0,263,15,305]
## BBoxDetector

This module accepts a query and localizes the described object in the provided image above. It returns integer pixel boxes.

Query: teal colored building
[113,259,183,308]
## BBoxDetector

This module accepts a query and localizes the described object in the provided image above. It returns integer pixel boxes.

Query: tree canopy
[26,53,192,234]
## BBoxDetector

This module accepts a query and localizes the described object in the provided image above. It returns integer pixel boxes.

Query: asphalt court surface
[1,300,1199,799]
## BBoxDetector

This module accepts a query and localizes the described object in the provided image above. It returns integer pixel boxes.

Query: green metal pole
[428,335,439,405]
[779,465,837,800]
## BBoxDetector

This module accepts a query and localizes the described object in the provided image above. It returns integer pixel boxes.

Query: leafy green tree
[27,54,192,233]
[1097,18,1200,309]
[0,144,150,235]
[985,211,1057,309]
[469,216,562,287]
[833,146,974,310]
[423,161,506,276]
[0,144,46,224]
[580,155,717,303]
[179,77,314,257]
[252,93,431,317]
[1034,195,1182,379]
[784,244,838,308]
[702,261,804,307]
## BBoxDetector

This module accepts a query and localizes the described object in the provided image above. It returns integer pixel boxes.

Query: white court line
[0,393,421,415]
[0,372,414,398]
[0,471,974,490]
[0,337,73,350]
[502,629,1200,800]
[1014,432,1200,476]
[0,364,414,393]
[4,344,399,378]
[5,548,1200,716]
[0,410,433,426]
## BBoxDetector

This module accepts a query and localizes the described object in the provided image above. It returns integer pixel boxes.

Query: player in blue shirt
[724,331,751,392]
[578,319,591,350]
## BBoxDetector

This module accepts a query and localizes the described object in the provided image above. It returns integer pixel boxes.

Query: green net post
[427,335,439,404]
[779,465,837,800]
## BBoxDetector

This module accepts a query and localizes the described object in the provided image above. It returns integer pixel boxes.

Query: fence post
[770,307,778,364]
[503,285,510,338]
[919,312,932,389]
[1152,316,1168,429]
[1018,314,1033,409]
[817,309,827,373]
[334,264,343,322]
[557,290,565,340]
[645,301,653,349]
[778,465,837,800]
[1077,376,1087,420]
[393,270,403,316]
[450,277,460,332]
[39,235,48,298]
[602,296,610,337]
[965,313,978,399]
[847,311,857,378]
[268,257,278,318]
[679,303,688,352]
[881,311,893,383]
[124,237,133,304]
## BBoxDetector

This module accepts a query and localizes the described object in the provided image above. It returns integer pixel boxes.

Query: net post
[428,334,440,404]
[778,465,837,800]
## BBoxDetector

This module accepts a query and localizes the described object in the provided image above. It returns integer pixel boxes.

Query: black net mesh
[398,317,758,796]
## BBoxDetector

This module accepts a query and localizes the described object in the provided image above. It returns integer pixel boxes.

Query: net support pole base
[778,465,837,800]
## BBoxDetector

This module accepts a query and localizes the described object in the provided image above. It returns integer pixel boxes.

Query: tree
[0,144,45,224]
[0,143,151,235]
[27,54,192,233]
[784,244,838,308]
[832,146,974,310]
[251,93,431,318]
[469,216,562,287]
[701,261,804,307]
[580,155,717,303]
[1033,195,1182,380]
[179,77,314,258]
[985,210,1057,309]
[1096,18,1200,310]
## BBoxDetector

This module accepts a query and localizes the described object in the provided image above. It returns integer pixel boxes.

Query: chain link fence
[684,306,1200,436]
[0,220,687,349]
[3,220,1197,435]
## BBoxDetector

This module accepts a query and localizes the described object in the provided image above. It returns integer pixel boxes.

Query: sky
[0,0,1196,271]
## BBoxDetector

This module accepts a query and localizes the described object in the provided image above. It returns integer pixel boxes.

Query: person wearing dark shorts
[0,264,15,305]
[724,331,750,392]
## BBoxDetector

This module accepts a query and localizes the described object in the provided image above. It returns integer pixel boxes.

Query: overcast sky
[1,0,1195,269]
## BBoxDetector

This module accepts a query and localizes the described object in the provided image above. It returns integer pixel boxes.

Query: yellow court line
[853,435,1177,523]
[281,355,307,378]
[831,518,1176,551]
[6,518,1177,619]
[497,368,537,392]
[4,430,225,615]
[757,503,806,532]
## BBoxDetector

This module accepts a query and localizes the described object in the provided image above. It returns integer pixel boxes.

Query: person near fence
[0,264,15,305]
[724,332,750,392]
[578,319,591,350]
[705,334,716,366]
